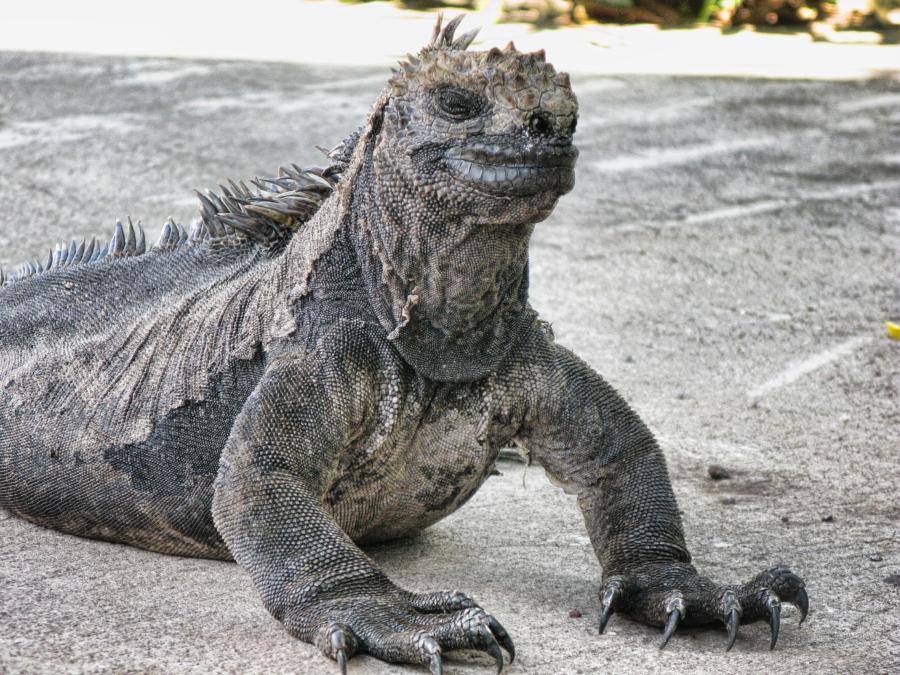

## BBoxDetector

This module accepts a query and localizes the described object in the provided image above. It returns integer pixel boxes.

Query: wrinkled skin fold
[0,15,806,673]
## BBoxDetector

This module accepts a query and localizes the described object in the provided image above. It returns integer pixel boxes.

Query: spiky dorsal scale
[196,163,340,251]
[82,237,96,263]
[1,160,341,288]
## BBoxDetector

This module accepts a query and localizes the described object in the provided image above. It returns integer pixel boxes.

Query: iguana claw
[484,633,504,673]
[724,608,740,652]
[487,615,515,663]
[429,651,443,675]
[719,590,742,652]
[796,587,809,625]
[325,624,353,674]
[659,594,685,649]
[659,607,682,649]
[765,592,781,650]
[598,577,624,634]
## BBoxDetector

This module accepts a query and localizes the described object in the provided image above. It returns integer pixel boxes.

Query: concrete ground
[0,17,899,675]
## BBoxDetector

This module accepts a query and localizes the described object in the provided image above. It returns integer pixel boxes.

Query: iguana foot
[597,563,807,651]
[312,590,514,674]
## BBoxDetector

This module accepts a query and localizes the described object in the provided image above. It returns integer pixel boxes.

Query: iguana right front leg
[211,334,513,673]
[515,339,808,651]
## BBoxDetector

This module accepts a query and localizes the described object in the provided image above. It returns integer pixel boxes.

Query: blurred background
[1,0,898,78]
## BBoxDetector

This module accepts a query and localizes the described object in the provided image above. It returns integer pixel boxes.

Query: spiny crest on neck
[1,164,339,286]
[428,13,480,51]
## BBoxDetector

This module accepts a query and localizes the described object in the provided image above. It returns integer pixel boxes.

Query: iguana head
[377,15,578,223]
[341,16,579,382]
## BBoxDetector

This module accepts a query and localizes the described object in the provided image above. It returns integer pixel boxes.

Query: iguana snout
[444,137,577,197]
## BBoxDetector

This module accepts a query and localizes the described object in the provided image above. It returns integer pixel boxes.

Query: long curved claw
[659,594,686,650]
[598,602,614,635]
[768,599,781,650]
[330,627,350,675]
[759,591,781,650]
[724,608,740,652]
[795,587,809,625]
[483,633,504,674]
[422,637,442,675]
[429,651,443,675]
[487,616,515,663]
[659,608,682,650]
[598,579,624,635]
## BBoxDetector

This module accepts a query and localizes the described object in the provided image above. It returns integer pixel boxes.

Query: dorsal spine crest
[2,163,340,286]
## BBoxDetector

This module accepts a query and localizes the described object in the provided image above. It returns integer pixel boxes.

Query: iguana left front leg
[512,337,808,650]
[212,333,514,673]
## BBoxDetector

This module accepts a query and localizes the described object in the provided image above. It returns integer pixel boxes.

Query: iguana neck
[346,154,537,383]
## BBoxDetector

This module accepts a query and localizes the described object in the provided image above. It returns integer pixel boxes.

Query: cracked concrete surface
[0,37,898,675]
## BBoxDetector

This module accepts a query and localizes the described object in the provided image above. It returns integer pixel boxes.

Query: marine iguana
[0,16,807,673]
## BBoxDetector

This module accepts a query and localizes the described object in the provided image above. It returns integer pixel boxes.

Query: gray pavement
[0,47,898,675]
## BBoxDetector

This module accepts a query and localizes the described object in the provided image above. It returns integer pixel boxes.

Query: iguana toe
[658,594,684,649]
[722,603,740,652]
[486,615,515,663]
[763,590,781,649]
[427,606,511,671]
[406,591,514,663]
[738,565,808,628]
[597,575,626,635]
[407,589,479,613]
[311,598,511,672]
[317,623,358,674]
[429,649,443,675]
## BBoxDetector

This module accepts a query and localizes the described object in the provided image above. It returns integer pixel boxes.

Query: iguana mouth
[444,141,577,196]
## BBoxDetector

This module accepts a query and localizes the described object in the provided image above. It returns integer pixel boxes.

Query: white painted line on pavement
[836,94,900,114]
[569,79,627,95]
[577,97,717,135]
[303,74,392,92]
[0,115,136,151]
[610,179,900,232]
[115,65,212,86]
[592,138,775,173]
[683,199,790,225]
[747,336,872,399]
[806,179,900,200]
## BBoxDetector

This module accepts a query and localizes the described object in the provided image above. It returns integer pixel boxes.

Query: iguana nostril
[529,112,552,136]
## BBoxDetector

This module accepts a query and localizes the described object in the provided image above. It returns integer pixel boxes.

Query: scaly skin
[0,16,807,672]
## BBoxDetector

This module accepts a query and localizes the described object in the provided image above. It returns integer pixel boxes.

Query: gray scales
[0,16,806,674]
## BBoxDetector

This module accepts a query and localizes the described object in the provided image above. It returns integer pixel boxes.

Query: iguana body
[0,17,806,672]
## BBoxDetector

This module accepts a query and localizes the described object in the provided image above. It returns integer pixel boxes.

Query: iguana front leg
[211,335,513,673]
[517,339,808,650]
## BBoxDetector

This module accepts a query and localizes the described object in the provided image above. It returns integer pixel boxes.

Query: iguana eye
[435,87,482,121]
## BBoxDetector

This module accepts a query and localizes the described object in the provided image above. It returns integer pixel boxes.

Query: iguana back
[0,165,339,556]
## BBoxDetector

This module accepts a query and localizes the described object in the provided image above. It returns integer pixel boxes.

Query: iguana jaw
[443,140,577,197]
